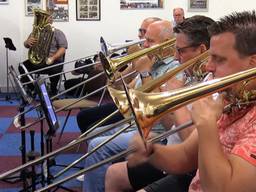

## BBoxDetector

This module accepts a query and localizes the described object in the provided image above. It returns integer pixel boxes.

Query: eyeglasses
[138,28,147,34]
[175,44,201,55]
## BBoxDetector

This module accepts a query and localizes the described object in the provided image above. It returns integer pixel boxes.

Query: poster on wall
[46,0,69,22]
[76,0,101,21]
[120,0,164,9]
[25,0,43,16]
[0,0,9,4]
[188,0,208,12]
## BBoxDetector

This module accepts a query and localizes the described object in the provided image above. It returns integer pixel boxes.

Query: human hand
[190,93,225,130]
[46,57,54,65]
[26,37,37,47]
[127,133,154,167]
[94,62,103,71]
[133,56,153,72]
[159,77,185,92]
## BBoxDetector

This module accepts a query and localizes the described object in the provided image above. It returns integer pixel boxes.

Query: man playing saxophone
[19,11,68,96]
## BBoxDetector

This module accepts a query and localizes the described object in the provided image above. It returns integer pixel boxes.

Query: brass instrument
[16,66,256,192]
[127,67,256,138]
[100,36,145,56]
[28,8,55,65]
[108,51,209,118]
[99,38,176,82]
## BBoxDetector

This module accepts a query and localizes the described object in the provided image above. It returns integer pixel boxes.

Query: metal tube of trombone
[14,70,106,124]
[51,52,209,178]
[99,38,176,82]
[0,37,160,183]
[16,38,178,124]
[20,36,142,79]
[17,37,178,118]
[19,54,96,78]
[107,51,209,118]
[21,61,101,86]
[128,66,256,138]
[15,70,136,130]
[2,36,180,181]
[3,41,204,186]
[0,72,137,179]
[54,120,135,178]
[34,66,256,192]
[53,51,209,178]
[0,116,132,180]
[35,120,193,192]
[9,66,33,104]
[100,36,145,56]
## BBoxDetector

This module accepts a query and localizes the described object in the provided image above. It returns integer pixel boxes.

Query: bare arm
[49,47,66,62]
[159,77,194,140]
[47,47,66,64]
[128,129,198,174]
[149,129,198,174]
[191,95,256,192]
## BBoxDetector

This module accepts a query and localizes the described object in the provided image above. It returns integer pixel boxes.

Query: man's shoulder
[54,28,64,34]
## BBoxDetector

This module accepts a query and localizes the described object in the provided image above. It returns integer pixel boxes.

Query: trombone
[44,51,210,178]
[14,37,178,128]
[107,51,209,118]
[127,67,256,139]
[2,38,204,188]
[0,71,137,180]
[99,38,176,82]
[34,66,256,192]
[100,36,145,56]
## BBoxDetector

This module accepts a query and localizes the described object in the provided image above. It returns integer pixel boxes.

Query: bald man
[104,20,187,192]
[82,20,180,192]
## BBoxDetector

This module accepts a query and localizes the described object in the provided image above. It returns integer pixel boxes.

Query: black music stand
[3,37,16,101]
[34,79,75,192]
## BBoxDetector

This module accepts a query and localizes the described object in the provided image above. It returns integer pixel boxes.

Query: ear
[199,44,207,54]
[249,54,256,67]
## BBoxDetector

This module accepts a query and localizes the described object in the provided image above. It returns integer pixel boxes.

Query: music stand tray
[34,78,59,136]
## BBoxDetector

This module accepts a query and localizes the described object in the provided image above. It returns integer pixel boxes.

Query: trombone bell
[107,51,209,120]
[129,67,256,139]
[107,86,130,118]
[99,38,176,82]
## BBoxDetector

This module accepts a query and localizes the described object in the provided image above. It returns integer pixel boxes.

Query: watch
[140,71,151,78]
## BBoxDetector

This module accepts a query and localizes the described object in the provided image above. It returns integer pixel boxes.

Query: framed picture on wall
[46,0,69,22]
[76,0,101,21]
[120,0,164,9]
[188,0,208,12]
[25,0,43,16]
[0,0,9,4]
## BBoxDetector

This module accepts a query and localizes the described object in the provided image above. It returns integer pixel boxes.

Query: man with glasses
[81,17,174,192]
[123,11,256,192]
[105,15,214,192]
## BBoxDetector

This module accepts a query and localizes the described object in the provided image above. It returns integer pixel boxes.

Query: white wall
[0,0,256,88]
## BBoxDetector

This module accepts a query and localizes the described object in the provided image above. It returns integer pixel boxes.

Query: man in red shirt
[127,11,256,192]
